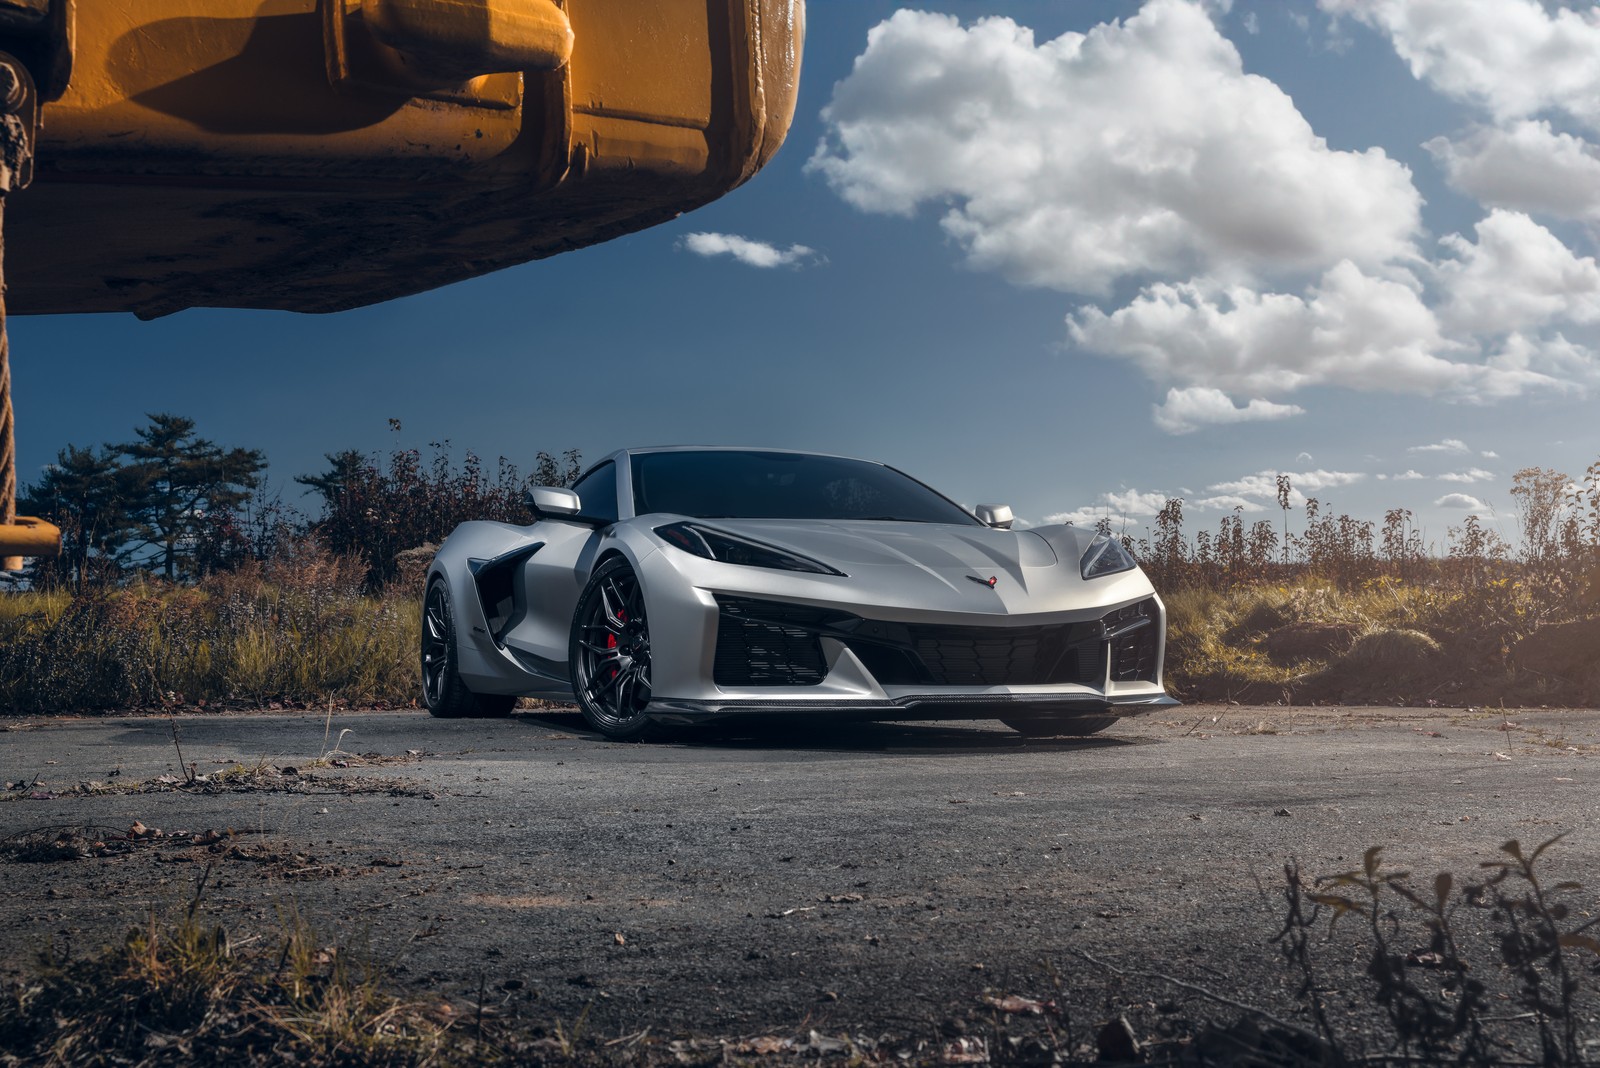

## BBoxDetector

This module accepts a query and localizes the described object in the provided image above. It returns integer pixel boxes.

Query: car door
[501,461,619,682]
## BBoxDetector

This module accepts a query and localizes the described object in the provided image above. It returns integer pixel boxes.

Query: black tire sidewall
[422,579,461,716]
[569,557,655,740]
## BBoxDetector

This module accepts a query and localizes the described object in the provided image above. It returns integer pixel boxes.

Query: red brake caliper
[605,610,627,685]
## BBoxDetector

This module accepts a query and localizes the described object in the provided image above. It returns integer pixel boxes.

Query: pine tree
[118,413,266,580]
[20,444,140,585]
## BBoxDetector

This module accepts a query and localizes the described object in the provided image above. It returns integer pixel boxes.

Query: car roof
[599,445,884,466]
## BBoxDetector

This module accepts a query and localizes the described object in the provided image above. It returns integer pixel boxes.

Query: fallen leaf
[738,1037,792,1055]
[821,893,864,904]
[797,1031,849,1055]
[982,994,1051,1015]
[1493,752,1512,761]
[613,932,626,946]
[941,1036,988,1064]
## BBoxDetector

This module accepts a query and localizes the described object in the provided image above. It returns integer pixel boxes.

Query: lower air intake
[713,603,829,686]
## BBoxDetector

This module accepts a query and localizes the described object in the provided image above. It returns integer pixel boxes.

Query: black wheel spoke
[590,669,625,699]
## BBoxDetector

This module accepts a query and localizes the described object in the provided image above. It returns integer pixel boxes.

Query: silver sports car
[422,447,1178,739]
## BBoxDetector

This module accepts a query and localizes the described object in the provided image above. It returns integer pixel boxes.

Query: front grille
[844,621,1103,686]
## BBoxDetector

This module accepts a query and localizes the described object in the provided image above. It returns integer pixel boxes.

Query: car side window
[571,461,619,523]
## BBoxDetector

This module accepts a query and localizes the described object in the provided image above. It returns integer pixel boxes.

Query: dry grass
[0,904,474,1067]
[1164,576,1599,707]
[0,544,421,714]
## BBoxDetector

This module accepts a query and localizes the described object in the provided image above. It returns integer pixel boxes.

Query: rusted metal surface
[5,0,806,316]
[0,50,59,569]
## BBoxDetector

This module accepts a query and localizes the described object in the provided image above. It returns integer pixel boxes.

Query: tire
[1000,713,1118,738]
[570,557,656,741]
[421,579,515,719]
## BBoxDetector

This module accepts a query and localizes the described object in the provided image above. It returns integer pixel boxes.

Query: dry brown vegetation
[1148,463,1600,709]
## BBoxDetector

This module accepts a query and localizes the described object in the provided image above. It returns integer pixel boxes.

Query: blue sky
[14,0,1600,550]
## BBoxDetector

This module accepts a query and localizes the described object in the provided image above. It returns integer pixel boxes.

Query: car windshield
[630,451,981,525]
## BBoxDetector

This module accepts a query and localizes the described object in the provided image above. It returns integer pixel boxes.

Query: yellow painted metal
[4,0,805,316]
[0,515,60,569]
[362,0,573,82]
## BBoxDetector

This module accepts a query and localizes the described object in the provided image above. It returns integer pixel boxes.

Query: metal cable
[0,194,11,530]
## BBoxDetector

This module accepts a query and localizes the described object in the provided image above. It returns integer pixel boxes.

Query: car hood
[683,518,1058,584]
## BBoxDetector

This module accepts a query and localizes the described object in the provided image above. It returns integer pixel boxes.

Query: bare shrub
[1279,839,1599,1066]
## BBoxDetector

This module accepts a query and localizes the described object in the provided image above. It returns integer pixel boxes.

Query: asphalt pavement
[1,704,1596,1054]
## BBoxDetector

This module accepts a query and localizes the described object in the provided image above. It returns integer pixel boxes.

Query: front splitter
[645,691,1180,724]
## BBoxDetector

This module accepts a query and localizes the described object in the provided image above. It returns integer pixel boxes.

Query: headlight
[654,522,845,576]
[1080,533,1138,579]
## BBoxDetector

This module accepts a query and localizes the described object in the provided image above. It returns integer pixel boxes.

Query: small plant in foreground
[0,900,462,1067]
[1278,837,1600,1066]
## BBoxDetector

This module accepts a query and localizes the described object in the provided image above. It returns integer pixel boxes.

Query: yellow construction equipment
[0,0,806,566]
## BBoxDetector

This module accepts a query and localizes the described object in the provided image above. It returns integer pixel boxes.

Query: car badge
[967,575,998,589]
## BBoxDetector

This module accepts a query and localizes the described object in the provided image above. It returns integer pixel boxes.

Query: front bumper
[646,690,1181,724]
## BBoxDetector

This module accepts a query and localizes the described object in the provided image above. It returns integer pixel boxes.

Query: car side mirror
[523,486,581,519]
[975,504,1014,530]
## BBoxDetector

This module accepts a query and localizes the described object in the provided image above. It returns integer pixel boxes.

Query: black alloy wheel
[421,579,515,718]
[570,558,655,740]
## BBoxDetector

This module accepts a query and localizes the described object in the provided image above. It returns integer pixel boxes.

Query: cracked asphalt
[1,704,1597,1051]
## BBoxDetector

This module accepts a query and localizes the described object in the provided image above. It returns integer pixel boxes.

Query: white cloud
[1482,450,1500,458]
[1295,452,1314,463]
[1207,468,1366,505]
[678,232,818,269]
[1320,0,1600,129]
[1410,438,1471,454]
[1151,387,1304,434]
[1436,492,1488,509]
[1393,469,1427,480]
[815,2,1600,433]
[1191,494,1267,512]
[809,2,1421,297]
[1069,213,1600,422]
[1103,489,1172,515]
[1068,262,1465,397]
[1044,508,1113,527]
[1044,487,1173,527]
[1426,121,1600,221]
[1438,468,1496,483]
[1433,210,1600,336]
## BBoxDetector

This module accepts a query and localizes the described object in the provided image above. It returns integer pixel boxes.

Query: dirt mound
[1342,628,1441,669]
[1257,622,1361,665]
[1514,619,1600,689]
